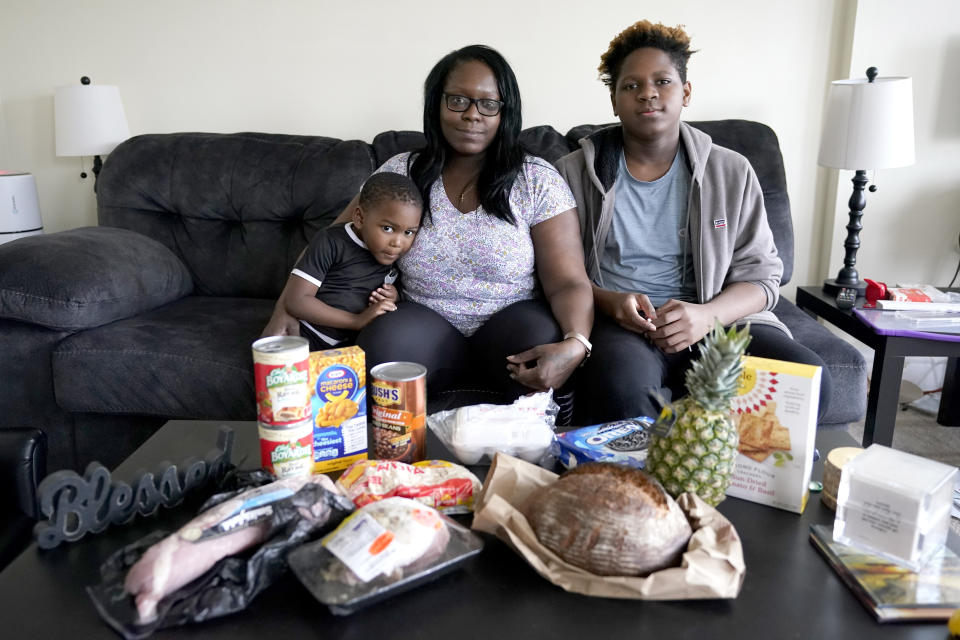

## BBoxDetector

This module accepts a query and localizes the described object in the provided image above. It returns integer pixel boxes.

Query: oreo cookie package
[554,417,654,470]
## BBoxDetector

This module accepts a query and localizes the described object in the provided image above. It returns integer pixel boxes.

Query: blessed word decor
[34,426,235,549]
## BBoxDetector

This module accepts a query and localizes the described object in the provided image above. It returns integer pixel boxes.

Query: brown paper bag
[471,453,745,599]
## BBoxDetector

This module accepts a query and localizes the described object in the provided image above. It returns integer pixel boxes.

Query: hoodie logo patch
[713,218,726,229]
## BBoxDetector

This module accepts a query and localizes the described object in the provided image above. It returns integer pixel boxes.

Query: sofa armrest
[0,427,46,571]
[0,227,193,331]
[0,427,46,519]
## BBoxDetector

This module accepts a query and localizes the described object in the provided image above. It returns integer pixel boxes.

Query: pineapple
[646,321,752,506]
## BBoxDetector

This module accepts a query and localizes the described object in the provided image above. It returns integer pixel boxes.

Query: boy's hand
[355,298,397,329]
[369,283,398,304]
[648,300,712,353]
[597,289,657,333]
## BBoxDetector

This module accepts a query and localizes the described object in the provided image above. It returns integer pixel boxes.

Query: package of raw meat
[335,459,482,514]
[87,473,354,639]
[288,496,484,615]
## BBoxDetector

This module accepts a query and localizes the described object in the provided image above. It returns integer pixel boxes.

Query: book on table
[809,524,960,622]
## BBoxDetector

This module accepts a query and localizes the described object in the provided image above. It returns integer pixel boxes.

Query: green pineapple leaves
[684,321,752,413]
[648,389,677,438]
[646,321,751,507]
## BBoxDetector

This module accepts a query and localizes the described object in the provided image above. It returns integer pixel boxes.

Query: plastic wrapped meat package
[288,497,484,615]
[336,459,482,514]
[87,473,355,639]
[426,390,558,465]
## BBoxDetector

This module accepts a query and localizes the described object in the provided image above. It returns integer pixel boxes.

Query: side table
[795,286,960,447]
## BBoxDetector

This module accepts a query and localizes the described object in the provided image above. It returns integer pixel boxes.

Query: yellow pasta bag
[307,346,368,474]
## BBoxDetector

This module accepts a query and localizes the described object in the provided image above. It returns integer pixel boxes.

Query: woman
[555,20,831,423]
[267,45,593,400]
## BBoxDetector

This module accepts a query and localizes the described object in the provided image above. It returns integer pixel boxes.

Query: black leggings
[356,299,563,397]
[573,315,833,424]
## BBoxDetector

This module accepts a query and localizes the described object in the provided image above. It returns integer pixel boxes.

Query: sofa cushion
[519,125,571,164]
[97,133,377,300]
[371,130,426,167]
[0,227,193,331]
[52,296,271,418]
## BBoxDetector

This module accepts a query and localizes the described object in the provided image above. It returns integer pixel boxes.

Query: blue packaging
[554,417,654,470]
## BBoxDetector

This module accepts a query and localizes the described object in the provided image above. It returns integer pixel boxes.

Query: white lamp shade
[55,84,130,157]
[817,76,915,170]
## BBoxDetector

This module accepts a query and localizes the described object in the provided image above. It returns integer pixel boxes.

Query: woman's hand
[595,287,657,334]
[648,299,712,353]
[505,339,586,391]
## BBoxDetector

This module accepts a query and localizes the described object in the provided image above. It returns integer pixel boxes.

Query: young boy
[556,20,831,423]
[280,171,422,350]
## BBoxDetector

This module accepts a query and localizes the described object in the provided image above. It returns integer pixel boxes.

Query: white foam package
[426,390,558,465]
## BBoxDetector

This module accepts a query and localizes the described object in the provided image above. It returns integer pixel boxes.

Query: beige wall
[822,0,960,289]
[2,0,957,298]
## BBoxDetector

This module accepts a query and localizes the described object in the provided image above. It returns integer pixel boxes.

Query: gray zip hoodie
[555,122,789,336]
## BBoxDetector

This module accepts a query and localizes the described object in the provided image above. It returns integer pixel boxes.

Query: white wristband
[563,331,592,360]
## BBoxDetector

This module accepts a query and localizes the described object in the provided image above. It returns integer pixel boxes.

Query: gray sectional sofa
[0,121,867,471]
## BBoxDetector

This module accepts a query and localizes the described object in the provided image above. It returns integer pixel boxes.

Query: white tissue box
[834,444,958,571]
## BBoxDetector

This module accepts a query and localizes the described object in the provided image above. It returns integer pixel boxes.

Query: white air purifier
[0,172,43,245]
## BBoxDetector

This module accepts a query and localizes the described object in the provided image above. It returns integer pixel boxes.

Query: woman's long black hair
[410,44,524,225]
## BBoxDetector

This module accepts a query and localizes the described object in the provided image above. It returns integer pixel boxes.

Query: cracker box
[308,346,368,474]
[726,356,821,513]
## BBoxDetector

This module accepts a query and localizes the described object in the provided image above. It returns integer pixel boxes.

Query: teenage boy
[556,20,830,423]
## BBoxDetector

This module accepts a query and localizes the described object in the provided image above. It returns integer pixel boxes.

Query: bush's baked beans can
[370,362,427,463]
[252,336,311,427]
[258,419,313,478]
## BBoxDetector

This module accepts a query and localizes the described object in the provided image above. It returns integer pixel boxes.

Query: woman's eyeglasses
[443,94,504,117]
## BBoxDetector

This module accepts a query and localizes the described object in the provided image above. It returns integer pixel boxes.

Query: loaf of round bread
[521,463,693,576]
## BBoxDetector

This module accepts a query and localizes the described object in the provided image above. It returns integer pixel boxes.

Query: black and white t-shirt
[292,222,396,348]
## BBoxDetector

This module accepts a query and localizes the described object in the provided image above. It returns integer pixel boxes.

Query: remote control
[835,287,857,310]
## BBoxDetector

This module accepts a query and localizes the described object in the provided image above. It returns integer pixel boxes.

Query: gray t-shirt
[597,148,697,308]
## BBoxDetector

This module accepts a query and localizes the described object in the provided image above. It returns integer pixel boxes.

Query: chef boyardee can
[252,336,311,427]
[370,362,427,463]
[258,419,313,478]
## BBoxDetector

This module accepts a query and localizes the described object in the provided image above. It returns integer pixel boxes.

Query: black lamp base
[824,169,871,300]
[823,278,866,297]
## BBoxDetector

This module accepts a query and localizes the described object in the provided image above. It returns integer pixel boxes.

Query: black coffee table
[0,420,950,638]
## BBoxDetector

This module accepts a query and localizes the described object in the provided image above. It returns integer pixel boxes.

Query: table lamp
[54,76,130,180]
[818,67,915,296]
[0,171,43,245]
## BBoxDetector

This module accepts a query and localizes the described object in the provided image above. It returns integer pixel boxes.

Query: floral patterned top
[375,153,576,336]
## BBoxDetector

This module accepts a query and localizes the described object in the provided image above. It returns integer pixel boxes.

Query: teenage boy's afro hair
[598,20,696,88]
